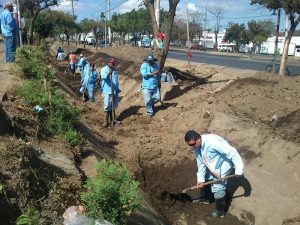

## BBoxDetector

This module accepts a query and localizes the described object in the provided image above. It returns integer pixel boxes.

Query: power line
[222,14,274,21]
[78,0,129,20]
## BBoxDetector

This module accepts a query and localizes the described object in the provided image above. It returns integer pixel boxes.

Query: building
[200,31,236,50]
[260,36,300,57]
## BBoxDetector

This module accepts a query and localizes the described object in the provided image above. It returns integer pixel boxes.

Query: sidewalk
[0,40,18,101]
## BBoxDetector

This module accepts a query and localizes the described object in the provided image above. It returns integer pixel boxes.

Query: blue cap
[107,57,117,63]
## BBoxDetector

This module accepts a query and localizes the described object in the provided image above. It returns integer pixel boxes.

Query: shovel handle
[182,174,238,193]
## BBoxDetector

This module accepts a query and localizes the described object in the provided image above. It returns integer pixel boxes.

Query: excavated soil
[50,44,300,225]
[1,43,299,225]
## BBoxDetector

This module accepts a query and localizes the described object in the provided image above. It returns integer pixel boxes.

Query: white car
[85,36,96,45]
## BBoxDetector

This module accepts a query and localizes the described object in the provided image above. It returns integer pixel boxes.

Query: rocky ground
[1,42,300,225]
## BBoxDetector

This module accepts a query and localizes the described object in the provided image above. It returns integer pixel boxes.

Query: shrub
[16,80,49,106]
[14,45,84,147]
[15,45,48,79]
[81,160,143,225]
[16,207,40,225]
[63,130,86,147]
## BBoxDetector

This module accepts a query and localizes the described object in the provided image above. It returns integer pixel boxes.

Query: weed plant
[81,160,143,225]
[16,207,40,225]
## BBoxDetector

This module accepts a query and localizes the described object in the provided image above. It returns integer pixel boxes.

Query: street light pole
[71,0,74,18]
[186,0,191,67]
[104,0,107,47]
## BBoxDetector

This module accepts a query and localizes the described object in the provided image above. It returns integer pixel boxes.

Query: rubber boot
[103,112,110,128]
[208,197,225,219]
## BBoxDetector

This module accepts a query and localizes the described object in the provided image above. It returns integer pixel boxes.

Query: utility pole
[186,0,191,67]
[108,0,111,45]
[155,0,160,30]
[16,0,22,47]
[71,0,74,18]
[273,9,280,73]
[104,0,107,47]
[204,4,207,48]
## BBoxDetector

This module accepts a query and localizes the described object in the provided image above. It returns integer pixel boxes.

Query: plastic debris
[63,206,112,225]
[34,105,43,113]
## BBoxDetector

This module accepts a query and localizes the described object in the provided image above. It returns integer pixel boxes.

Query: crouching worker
[184,130,244,219]
[100,57,120,127]
[56,47,65,60]
[140,53,160,119]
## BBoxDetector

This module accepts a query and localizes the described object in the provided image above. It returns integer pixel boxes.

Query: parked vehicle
[191,44,206,51]
[85,36,96,45]
[217,44,235,52]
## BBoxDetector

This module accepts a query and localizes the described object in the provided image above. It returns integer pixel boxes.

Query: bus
[217,44,235,52]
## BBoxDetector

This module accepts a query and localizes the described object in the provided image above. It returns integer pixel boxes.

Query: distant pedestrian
[0,2,18,62]
[77,54,85,77]
[100,57,120,127]
[140,53,160,118]
[184,130,244,219]
[69,51,76,75]
[56,46,64,60]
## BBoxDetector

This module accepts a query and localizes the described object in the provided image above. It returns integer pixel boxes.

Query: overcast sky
[0,0,289,31]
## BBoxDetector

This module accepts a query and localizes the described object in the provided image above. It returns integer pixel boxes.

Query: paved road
[168,50,300,75]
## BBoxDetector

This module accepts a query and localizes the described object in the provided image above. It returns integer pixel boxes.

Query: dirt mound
[0,137,81,224]
[276,109,300,143]
[86,51,143,80]
[100,45,149,63]
[282,215,300,225]
[214,74,300,142]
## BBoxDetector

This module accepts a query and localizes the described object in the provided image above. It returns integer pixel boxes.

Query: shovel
[110,75,115,129]
[182,174,238,193]
[110,71,120,128]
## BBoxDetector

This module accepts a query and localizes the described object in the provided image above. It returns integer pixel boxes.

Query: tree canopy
[20,0,59,44]
[251,0,300,75]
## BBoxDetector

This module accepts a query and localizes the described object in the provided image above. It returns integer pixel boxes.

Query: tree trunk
[29,18,34,45]
[83,34,86,48]
[279,14,300,76]
[158,7,177,72]
[214,31,218,50]
[29,12,39,45]
[279,32,292,76]
[145,0,180,71]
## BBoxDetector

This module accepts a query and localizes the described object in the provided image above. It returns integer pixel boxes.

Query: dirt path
[0,40,21,100]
